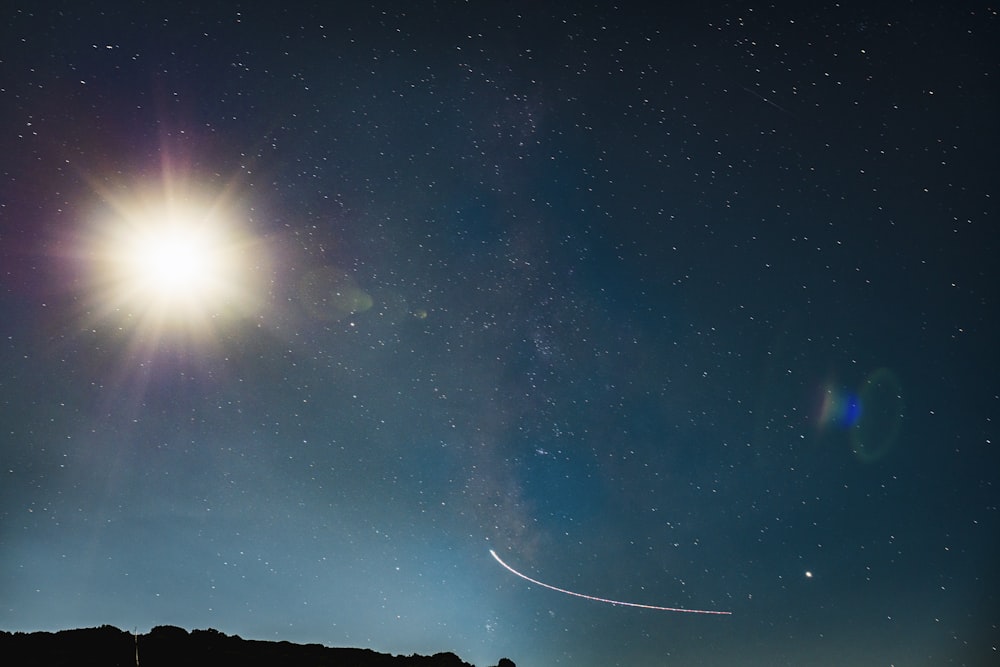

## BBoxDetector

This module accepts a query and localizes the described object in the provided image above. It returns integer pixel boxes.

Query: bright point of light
[132,225,213,293]
[805,571,813,579]
[77,180,270,348]
[114,211,236,309]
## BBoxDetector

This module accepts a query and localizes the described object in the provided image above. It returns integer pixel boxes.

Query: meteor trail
[490,549,732,615]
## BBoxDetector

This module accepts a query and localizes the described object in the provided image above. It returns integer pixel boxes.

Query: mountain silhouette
[0,625,515,667]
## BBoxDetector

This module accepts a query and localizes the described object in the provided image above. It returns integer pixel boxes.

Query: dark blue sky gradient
[1,2,997,665]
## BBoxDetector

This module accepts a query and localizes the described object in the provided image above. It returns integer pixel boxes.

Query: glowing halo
[850,368,905,462]
[71,174,271,353]
[814,369,904,462]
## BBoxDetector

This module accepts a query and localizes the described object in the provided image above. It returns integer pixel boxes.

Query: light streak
[489,549,732,615]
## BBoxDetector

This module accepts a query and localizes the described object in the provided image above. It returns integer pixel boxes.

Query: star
[72,174,272,352]
[113,211,236,309]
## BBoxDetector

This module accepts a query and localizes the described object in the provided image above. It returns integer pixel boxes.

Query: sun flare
[128,223,217,296]
[76,179,270,350]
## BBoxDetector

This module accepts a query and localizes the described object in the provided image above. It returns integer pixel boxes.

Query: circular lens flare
[819,387,863,429]
[816,369,904,462]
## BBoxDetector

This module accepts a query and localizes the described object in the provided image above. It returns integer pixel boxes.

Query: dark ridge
[0,625,516,667]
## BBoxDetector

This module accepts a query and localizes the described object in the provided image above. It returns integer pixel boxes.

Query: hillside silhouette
[0,625,516,667]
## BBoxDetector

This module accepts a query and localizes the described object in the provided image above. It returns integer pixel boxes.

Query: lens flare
[816,369,904,462]
[819,387,863,428]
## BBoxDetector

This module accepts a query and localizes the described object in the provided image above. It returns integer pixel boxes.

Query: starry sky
[1,2,997,666]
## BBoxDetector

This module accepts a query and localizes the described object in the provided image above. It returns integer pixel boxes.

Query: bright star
[118,216,222,300]
[74,175,271,351]
[129,223,216,296]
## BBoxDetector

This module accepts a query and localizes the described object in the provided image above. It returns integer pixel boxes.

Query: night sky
[1,2,997,666]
